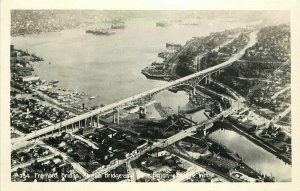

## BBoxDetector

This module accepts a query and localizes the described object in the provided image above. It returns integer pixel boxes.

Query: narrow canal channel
[155,90,291,182]
[209,129,291,181]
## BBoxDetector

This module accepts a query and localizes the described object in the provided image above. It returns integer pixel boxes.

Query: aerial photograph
[10,10,291,182]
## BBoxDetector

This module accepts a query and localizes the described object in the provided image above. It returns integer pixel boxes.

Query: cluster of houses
[11,146,51,166]
[11,10,76,37]
[12,156,82,182]
[243,24,290,62]
[199,32,250,71]
[11,97,72,133]
[11,45,85,107]
[135,148,194,181]
[218,33,250,57]
[187,32,229,72]
[44,128,149,173]
[41,88,85,105]
[250,68,290,114]
[11,45,43,82]
[259,124,291,154]
[185,171,218,182]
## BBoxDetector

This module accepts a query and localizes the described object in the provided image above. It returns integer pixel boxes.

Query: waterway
[11,15,290,181]
[154,90,208,123]
[209,129,291,181]
[12,17,249,106]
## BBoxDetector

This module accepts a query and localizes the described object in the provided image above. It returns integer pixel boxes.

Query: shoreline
[226,118,291,165]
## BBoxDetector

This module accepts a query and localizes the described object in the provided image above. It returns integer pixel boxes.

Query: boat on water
[111,23,125,29]
[49,80,59,84]
[156,22,170,27]
[86,28,116,35]
[166,42,182,49]
[89,96,96,100]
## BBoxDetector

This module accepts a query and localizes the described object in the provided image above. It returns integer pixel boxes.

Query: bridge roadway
[82,105,239,181]
[12,31,257,144]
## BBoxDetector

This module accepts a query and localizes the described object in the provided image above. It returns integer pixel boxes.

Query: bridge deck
[12,31,257,144]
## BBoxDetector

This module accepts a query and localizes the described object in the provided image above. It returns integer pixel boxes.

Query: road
[81,105,241,181]
[72,134,99,150]
[11,31,258,145]
[167,148,240,182]
[36,140,90,178]
[11,154,55,172]
[271,85,290,100]
[272,105,291,135]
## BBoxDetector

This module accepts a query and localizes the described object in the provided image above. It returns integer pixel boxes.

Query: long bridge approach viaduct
[12,31,257,145]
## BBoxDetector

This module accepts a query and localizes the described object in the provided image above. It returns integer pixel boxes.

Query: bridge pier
[139,106,147,118]
[113,109,120,124]
[90,116,93,127]
[97,115,100,127]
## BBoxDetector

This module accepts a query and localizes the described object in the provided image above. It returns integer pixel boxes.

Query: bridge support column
[205,77,208,84]
[113,109,120,124]
[203,129,207,136]
[85,119,87,127]
[72,123,74,132]
[79,120,81,128]
[90,116,93,127]
[117,109,120,124]
[193,87,196,95]
[97,115,100,127]
[113,112,116,123]
[139,106,147,118]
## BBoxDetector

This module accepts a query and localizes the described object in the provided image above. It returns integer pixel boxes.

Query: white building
[22,75,40,82]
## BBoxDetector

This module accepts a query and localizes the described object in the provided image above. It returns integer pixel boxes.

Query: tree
[79,128,84,135]
[276,131,286,141]
[17,168,22,174]
[85,155,91,162]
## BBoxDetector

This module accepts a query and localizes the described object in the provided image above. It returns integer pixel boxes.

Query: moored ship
[86,28,116,35]
[111,23,125,29]
[156,22,170,27]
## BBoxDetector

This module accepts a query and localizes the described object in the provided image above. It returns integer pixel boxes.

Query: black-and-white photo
[9,10,291,182]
